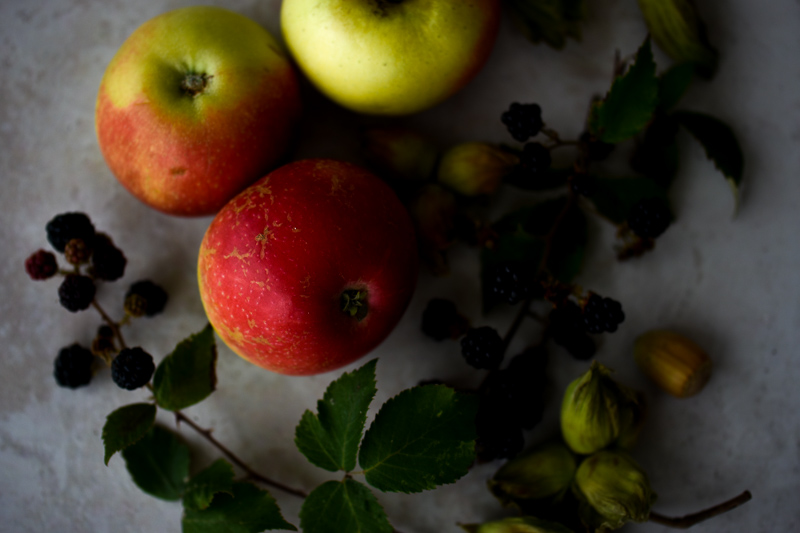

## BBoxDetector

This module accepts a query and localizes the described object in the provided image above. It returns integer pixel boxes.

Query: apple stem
[341,289,369,321]
[181,73,210,97]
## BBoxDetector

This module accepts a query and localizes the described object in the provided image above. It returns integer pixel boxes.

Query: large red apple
[95,6,302,217]
[197,159,418,375]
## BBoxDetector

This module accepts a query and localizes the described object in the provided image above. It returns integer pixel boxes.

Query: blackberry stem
[648,490,752,528]
[92,300,128,350]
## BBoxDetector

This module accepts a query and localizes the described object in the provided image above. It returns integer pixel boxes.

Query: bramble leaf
[590,177,671,225]
[295,359,377,472]
[153,324,217,411]
[658,63,695,111]
[183,459,235,511]
[358,384,478,493]
[122,424,189,501]
[592,38,659,143]
[182,481,297,532]
[299,479,392,533]
[630,114,681,189]
[102,402,156,465]
[674,111,744,210]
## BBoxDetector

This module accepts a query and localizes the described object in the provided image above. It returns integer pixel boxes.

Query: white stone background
[1,0,798,531]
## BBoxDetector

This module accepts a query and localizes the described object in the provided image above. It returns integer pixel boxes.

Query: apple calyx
[180,73,212,97]
[341,289,369,322]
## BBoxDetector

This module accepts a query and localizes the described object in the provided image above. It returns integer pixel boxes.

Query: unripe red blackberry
[501,103,544,142]
[124,280,168,317]
[54,344,95,388]
[111,347,155,390]
[46,212,95,253]
[25,249,58,280]
[64,238,92,266]
[58,274,96,312]
[90,233,127,281]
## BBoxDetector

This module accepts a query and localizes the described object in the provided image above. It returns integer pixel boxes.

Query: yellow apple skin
[281,0,501,116]
[96,7,302,216]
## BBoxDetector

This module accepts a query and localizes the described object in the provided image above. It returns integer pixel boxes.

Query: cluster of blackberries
[501,103,544,142]
[548,294,625,359]
[475,347,548,461]
[627,198,672,239]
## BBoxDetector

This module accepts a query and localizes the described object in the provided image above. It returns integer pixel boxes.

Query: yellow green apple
[280,0,501,115]
[95,6,303,216]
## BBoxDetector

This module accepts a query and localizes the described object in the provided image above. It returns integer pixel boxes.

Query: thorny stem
[648,490,752,528]
[92,300,127,349]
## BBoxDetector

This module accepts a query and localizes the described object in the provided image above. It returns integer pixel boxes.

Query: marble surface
[2,0,799,531]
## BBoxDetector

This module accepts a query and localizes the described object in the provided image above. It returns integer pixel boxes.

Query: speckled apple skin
[95,6,303,217]
[198,159,419,375]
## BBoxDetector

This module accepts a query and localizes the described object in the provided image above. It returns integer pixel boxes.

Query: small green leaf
[182,481,297,532]
[299,480,393,533]
[630,114,681,189]
[122,424,189,501]
[590,177,671,225]
[358,385,478,493]
[506,0,587,50]
[183,459,235,511]
[102,403,156,466]
[153,324,217,411]
[295,359,378,472]
[593,38,659,143]
[658,63,695,110]
[673,111,744,209]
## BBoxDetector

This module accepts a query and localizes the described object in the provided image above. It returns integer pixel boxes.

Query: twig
[92,300,128,349]
[648,491,752,529]
[174,410,309,499]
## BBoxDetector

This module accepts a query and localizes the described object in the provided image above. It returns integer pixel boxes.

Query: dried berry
[25,249,58,280]
[64,238,92,266]
[124,280,168,317]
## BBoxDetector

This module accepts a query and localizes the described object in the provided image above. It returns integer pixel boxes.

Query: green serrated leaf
[358,385,478,493]
[183,459,235,511]
[673,111,744,210]
[594,38,659,143]
[153,324,217,411]
[182,481,297,532]
[102,403,156,466]
[590,177,671,225]
[122,424,189,501]
[658,63,695,111]
[506,0,587,50]
[299,479,393,533]
[295,359,378,472]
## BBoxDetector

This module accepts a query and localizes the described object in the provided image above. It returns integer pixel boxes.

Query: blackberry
[549,301,596,359]
[111,347,155,390]
[579,131,615,161]
[569,174,595,197]
[519,142,552,177]
[489,263,535,305]
[58,274,96,312]
[482,368,546,431]
[25,249,58,280]
[627,198,671,239]
[125,280,168,317]
[54,344,94,388]
[582,294,625,334]
[460,326,504,369]
[421,298,467,341]
[501,103,543,142]
[46,212,95,253]
[90,233,127,281]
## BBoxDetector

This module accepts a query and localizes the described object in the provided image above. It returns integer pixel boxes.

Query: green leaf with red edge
[182,481,297,532]
[358,384,478,493]
[122,424,189,501]
[295,359,377,472]
[299,479,392,533]
[102,402,156,465]
[673,110,744,211]
[591,38,659,143]
[153,324,217,411]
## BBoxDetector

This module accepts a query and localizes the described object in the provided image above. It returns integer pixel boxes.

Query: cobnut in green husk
[362,126,439,181]
[489,441,577,506]
[437,142,519,196]
[460,516,575,533]
[634,330,712,398]
[573,449,656,530]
